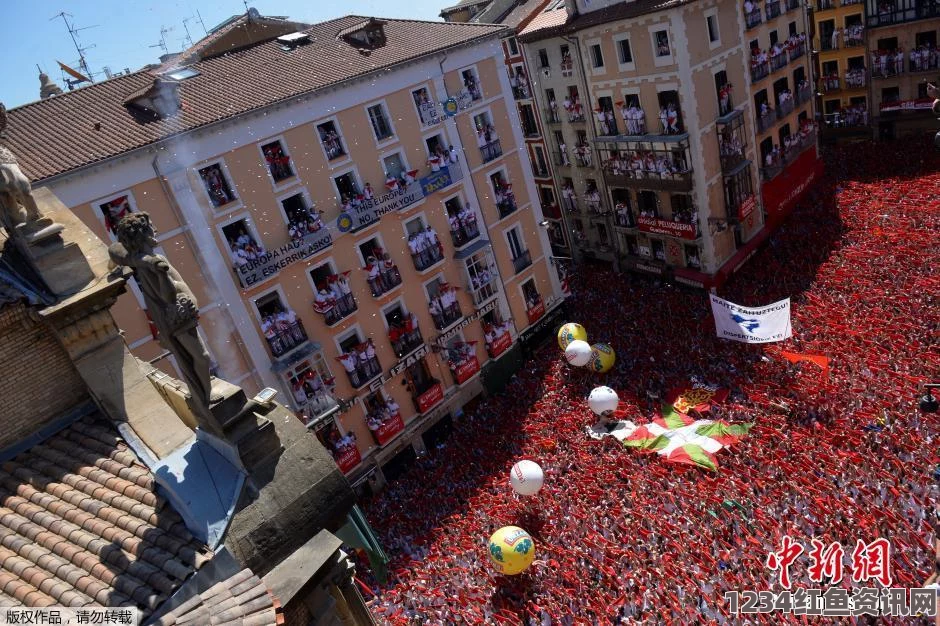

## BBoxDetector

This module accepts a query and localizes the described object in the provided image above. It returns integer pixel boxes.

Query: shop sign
[637,215,697,240]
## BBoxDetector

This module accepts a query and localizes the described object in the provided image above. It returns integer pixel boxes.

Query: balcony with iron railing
[777,97,795,119]
[821,75,841,93]
[553,150,570,167]
[480,139,503,164]
[844,69,867,89]
[817,0,835,8]
[770,52,788,73]
[761,128,817,181]
[522,124,540,138]
[532,162,550,178]
[449,215,481,248]
[341,354,382,390]
[796,83,813,105]
[751,60,771,82]
[870,55,904,79]
[365,261,403,298]
[745,7,762,29]
[266,321,309,358]
[788,41,806,62]
[910,52,940,74]
[561,196,579,214]
[389,324,423,359]
[719,141,747,174]
[766,0,781,19]
[545,108,562,124]
[411,242,444,272]
[785,0,800,11]
[496,194,518,220]
[512,82,531,101]
[601,162,694,192]
[315,291,357,327]
[823,108,869,130]
[511,249,533,274]
[757,106,777,133]
[573,146,593,168]
[430,299,462,331]
[844,29,865,48]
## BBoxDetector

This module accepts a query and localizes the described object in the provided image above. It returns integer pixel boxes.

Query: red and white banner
[487,332,512,358]
[761,146,823,223]
[333,444,362,474]
[526,300,546,325]
[373,412,405,445]
[452,356,480,384]
[879,98,934,113]
[416,383,445,413]
[637,215,697,240]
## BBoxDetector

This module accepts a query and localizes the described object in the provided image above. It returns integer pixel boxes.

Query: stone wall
[0,301,88,449]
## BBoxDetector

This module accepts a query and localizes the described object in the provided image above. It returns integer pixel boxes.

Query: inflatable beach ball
[564,340,593,367]
[557,323,588,350]
[488,526,536,575]
[510,460,544,496]
[588,386,619,416]
[589,343,616,373]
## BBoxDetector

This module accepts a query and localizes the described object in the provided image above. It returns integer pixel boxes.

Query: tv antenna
[181,17,197,48]
[50,11,97,84]
[195,10,209,36]
[150,25,175,54]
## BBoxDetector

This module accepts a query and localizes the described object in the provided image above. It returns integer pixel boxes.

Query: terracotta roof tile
[5,16,506,183]
[520,0,695,41]
[151,569,280,626]
[0,416,211,618]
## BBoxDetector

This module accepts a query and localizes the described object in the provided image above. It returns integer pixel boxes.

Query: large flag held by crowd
[709,295,792,344]
[588,382,752,471]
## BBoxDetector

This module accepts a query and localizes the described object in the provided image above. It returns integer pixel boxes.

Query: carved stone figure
[109,212,222,433]
[0,103,62,242]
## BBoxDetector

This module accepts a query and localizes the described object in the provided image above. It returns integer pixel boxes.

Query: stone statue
[109,212,223,434]
[0,103,62,243]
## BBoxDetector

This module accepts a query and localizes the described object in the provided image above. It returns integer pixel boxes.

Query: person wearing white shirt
[448,145,459,163]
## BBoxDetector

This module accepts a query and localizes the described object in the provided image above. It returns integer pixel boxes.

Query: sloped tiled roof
[5,16,506,183]
[148,569,280,626]
[519,0,694,41]
[0,415,211,615]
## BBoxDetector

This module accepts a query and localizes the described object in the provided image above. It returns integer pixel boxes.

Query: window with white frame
[198,163,237,208]
[98,193,134,234]
[221,218,265,266]
[284,357,336,414]
[316,120,346,160]
[507,37,519,56]
[367,103,394,141]
[590,43,604,69]
[465,250,498,305]
[521,278,542,311]
[473,111,497,146]
[382,152,408,184]
[261,139,295,183]
[282,192,325,240]
[412,86,440,126]
[405,215,443,271]
[255,290,305,357]
[461,67,482,101]
[706,13,721,44]
[653,29,671,58]
[617,37,634,65]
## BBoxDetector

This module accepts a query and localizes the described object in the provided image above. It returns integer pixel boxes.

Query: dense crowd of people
[353,136,940,624]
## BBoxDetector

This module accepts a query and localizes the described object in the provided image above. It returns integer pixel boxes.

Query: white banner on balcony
[709,295,792,344]
[235,229,333,288]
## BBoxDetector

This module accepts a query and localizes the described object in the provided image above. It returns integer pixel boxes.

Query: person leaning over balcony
[337,351,359,387]
[364,256,384,296]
